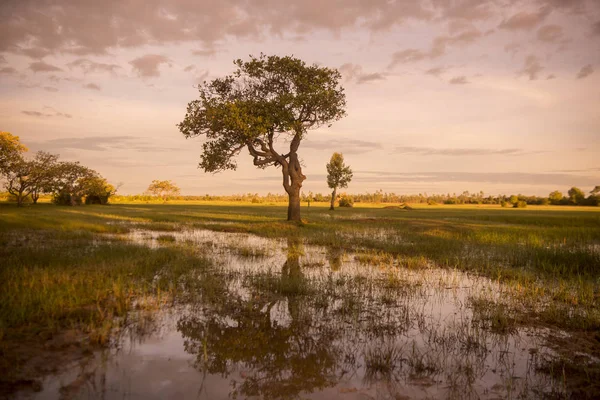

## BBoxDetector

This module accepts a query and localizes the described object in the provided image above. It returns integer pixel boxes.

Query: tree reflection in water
[177,237,341,399]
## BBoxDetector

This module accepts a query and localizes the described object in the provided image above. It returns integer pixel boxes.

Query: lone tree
[326,152,353,210]
[178,54,347,221]
[147,180,180,202]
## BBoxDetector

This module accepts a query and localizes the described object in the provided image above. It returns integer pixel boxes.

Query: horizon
[1,0,599,197]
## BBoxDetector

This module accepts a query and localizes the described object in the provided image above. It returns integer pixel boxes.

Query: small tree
[147,180,180,202]
[178,54,347,221]
[52,162,97,205]
[548,190,563,205]
[4,158,33,206]
[568,187,585,205]
[29,151,60,204]
[84,177,117,204]
[514,200,527,208]
[326,152,353,210]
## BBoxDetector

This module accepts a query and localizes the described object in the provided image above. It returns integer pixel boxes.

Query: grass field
[1,201,600,397]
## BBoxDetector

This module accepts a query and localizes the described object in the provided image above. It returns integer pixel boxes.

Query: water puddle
[23,228,573,399]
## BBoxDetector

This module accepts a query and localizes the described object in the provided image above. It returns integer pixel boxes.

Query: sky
[0,0,599,197]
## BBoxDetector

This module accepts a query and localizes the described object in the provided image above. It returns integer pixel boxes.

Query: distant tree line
[108,187,600,207]
[0,132,116,206]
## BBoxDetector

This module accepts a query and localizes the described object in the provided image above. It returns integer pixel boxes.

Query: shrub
[339,196,354,207]
[500,200,511,208]
[514,200,527,208]
[53,191,83,206]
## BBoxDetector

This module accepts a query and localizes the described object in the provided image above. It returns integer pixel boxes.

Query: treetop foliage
[146,180,180,200]
[0,131,28,173]
[178,54,347,173]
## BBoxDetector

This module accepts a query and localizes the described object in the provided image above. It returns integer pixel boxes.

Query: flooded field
[21,228,583,399]
[2,203,599,399]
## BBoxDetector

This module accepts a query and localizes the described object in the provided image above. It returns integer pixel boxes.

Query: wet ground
[15,228,592,399]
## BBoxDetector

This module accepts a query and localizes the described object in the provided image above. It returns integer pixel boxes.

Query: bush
[85,194,110,205]
[339,196,354,207]
[427,199,438,205]
[500,200,511,208]
[514,200,527,208]
[53,191,83,206]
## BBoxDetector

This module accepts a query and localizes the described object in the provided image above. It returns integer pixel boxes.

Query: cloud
[0,1,435,56]
[546,74,555,80]
[33,135,184,153]
[349,170,598,186]
[0,67,17,74]
[183,64,210,84]
[389,49,429,67]
[18,47,52,59]
[449,76,469,84]
[22,108,72,118]
[537,25,563,42]
[389,29,481,67]
[394,146,529,156]
[356,72,385,84]
[498,7,550,31]
[191,48,218,57]
[430,29,482,57]
[67,58,121,74]
[504,42,521,56]
[553,167,600,173]
[425,66,450,77]
[576,64,594,79]
[43,86,59,92]
[592,21,600,36]
[83,83,101,90]
[29,61,62,73]
[520,55,544,80]
[339,63,386,84]
[0,55,5,64]
[302,138,383,154]
[1,0,598,59]
[129,54,171,78]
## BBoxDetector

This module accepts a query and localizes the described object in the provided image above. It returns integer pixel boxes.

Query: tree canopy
[146,180,180,201]
[0,131,27,174]
[178,54,347,221]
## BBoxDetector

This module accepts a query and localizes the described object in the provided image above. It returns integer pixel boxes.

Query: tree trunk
[16,191,25,207]
[329,188,337,210]
[287,186,301,221]
[32,190,39,204]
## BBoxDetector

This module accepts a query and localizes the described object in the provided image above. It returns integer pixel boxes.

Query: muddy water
[26,229,566,399]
